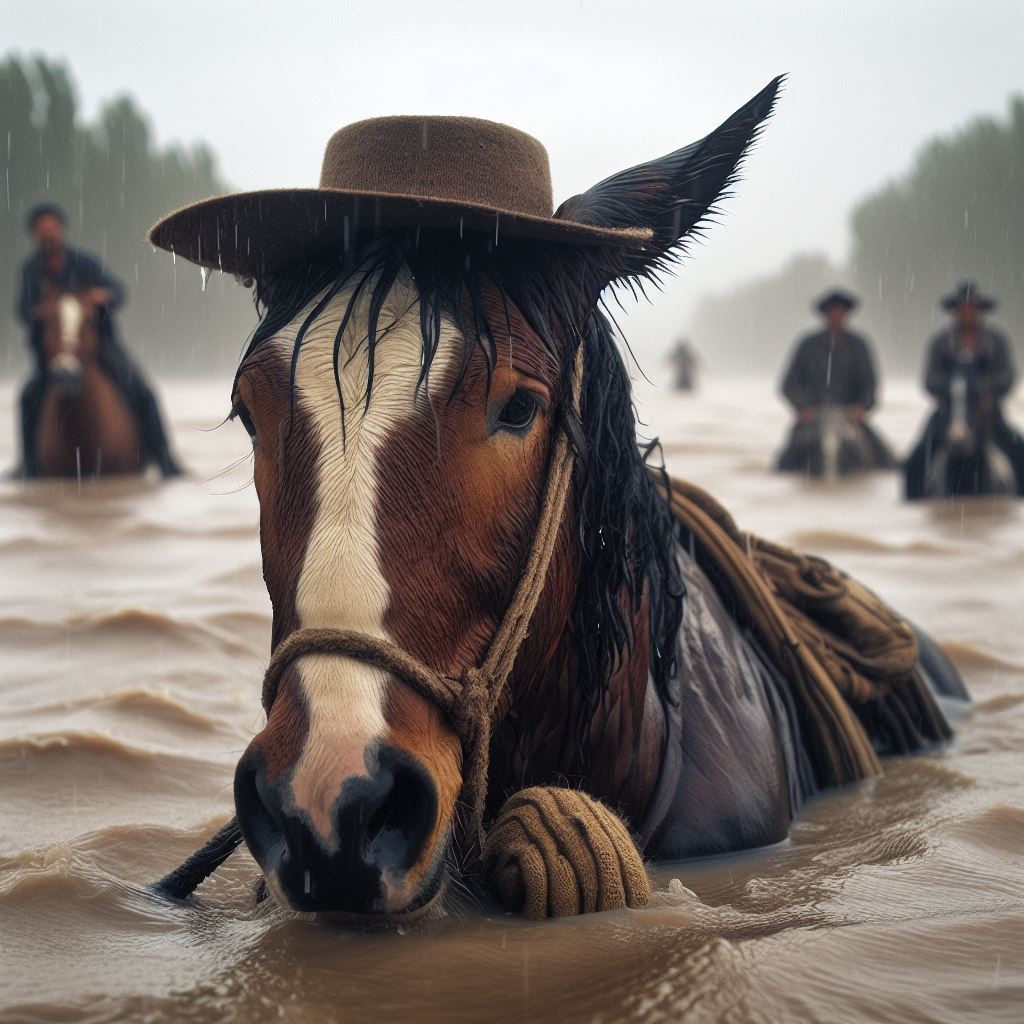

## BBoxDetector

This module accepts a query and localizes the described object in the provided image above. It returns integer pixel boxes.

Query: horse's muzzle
[49,355,83,399]
[233,741,442,915]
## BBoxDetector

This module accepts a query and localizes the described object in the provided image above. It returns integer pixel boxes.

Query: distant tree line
[0,54,254,377]
[688,252,848,376]
[691,95,1024,378]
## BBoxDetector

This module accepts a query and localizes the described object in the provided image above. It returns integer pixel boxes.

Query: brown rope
[653,474,882,787]
[482,787,651,919]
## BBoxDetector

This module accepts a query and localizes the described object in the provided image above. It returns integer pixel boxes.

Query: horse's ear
[555,76,784,281]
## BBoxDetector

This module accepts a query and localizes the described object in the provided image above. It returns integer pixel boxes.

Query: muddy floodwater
[1,376,1022,1023]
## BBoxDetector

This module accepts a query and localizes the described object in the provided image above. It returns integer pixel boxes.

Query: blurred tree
[850,96,1024,374]
[0,53,254,377]
[687,96,1023,380]
[688,252,848,376]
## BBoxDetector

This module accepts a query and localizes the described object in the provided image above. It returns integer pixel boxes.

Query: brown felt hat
[149,116,654,279]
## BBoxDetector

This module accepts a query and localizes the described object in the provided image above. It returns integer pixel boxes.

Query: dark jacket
[781,329,879,411]
[923,325,1015,415]
[16,248,125,373]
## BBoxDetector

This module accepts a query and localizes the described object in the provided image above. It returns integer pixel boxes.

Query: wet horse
[33,284,140,477]
[154,80,966,920]
[777,406,894,479]
[913,371,1017,499]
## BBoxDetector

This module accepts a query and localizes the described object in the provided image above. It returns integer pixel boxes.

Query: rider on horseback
[904,281,1024,499]
[15,204,183,478]
[776,288,895,476]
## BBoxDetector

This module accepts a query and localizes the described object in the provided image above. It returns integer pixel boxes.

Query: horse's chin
[263,845,450,927]
[318,882,446,928]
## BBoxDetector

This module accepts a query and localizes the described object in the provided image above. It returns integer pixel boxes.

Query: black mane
[239,230,685,748]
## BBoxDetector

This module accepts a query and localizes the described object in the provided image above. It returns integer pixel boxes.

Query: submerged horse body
[909,371,1017,499]
[152,79,967,919]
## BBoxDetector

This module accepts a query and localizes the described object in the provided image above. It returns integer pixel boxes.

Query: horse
[777,406,893,480]
[913,370,1017,499]
[153,80,967,921]
[32,283,141,477]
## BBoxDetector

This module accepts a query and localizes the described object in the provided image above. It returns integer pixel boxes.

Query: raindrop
[75,447,82,494]
[171,247,176,265]
[459,217,464,239]
[200,266,211,292]
[494,214,500,247]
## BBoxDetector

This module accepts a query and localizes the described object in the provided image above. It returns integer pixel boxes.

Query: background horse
[917,370,1016,498]
[777,405,894,479]
[33,284,140,477]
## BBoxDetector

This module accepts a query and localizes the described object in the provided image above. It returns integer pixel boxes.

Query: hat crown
[318,116,554,219]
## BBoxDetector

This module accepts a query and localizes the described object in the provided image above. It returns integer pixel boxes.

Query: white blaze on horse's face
[288,273,458,834]
[52,295,85,374]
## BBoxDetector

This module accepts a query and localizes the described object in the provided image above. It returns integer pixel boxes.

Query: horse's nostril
[361,747,438,874]
[233,749,286,873]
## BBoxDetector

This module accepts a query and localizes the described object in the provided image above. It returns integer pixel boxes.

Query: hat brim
[148,188,653,279]
[816,297,858,313]
[942,295,996,311]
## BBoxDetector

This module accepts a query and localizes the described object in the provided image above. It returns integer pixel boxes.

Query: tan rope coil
[483,787,651,920]
[260,347,651,917]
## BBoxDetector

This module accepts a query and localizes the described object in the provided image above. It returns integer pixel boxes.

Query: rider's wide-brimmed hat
[941,280,997,312]
[149,116,655,279]
[815,288,859,314]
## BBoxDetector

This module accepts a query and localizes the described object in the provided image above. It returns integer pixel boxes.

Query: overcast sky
[6,0,1023,359]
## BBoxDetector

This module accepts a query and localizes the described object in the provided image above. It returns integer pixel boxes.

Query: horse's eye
[230,400,257,444]
[494,389,539,435]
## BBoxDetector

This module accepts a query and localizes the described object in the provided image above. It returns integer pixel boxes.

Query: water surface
[1,378,1021,1023]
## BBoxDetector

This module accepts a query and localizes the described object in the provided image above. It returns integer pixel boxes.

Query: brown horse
[153,79,967,920]
[33,282,140,477]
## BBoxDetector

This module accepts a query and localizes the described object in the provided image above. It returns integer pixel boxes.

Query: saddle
[654,473,951,789]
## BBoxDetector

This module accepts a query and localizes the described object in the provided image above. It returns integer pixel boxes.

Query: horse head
[230,80,780,919]
[38,287,101,399]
